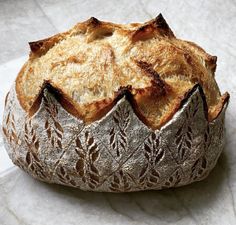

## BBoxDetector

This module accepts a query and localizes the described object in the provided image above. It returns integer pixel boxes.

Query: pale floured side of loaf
[16,15,227,129]
[2,81,229,192]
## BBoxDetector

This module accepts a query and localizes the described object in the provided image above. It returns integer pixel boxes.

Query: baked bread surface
[3,15,230,192]
[16,15,227,129]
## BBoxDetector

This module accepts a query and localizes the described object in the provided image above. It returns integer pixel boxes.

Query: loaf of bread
[2,14,229,192]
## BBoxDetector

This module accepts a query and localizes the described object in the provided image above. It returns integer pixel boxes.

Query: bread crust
[15,14,227,129]
[2,81,229,192]
[2,15,230,192]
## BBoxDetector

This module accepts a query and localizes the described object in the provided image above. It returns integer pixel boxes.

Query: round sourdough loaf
[2,14,229,192]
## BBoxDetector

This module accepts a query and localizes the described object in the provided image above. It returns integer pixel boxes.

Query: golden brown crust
[181,41,218,74]
[29,33,67,58]
[28,81,80,118]
[15,14,226,129]
[135,61,167,95]
[208,92,230,121]
[131,14,175,42]
[16,62,29,110]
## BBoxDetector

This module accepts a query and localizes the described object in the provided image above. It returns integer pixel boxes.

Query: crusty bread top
[16,14,229,129]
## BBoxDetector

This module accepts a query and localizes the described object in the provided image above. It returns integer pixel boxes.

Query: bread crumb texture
[16,15,226,129]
